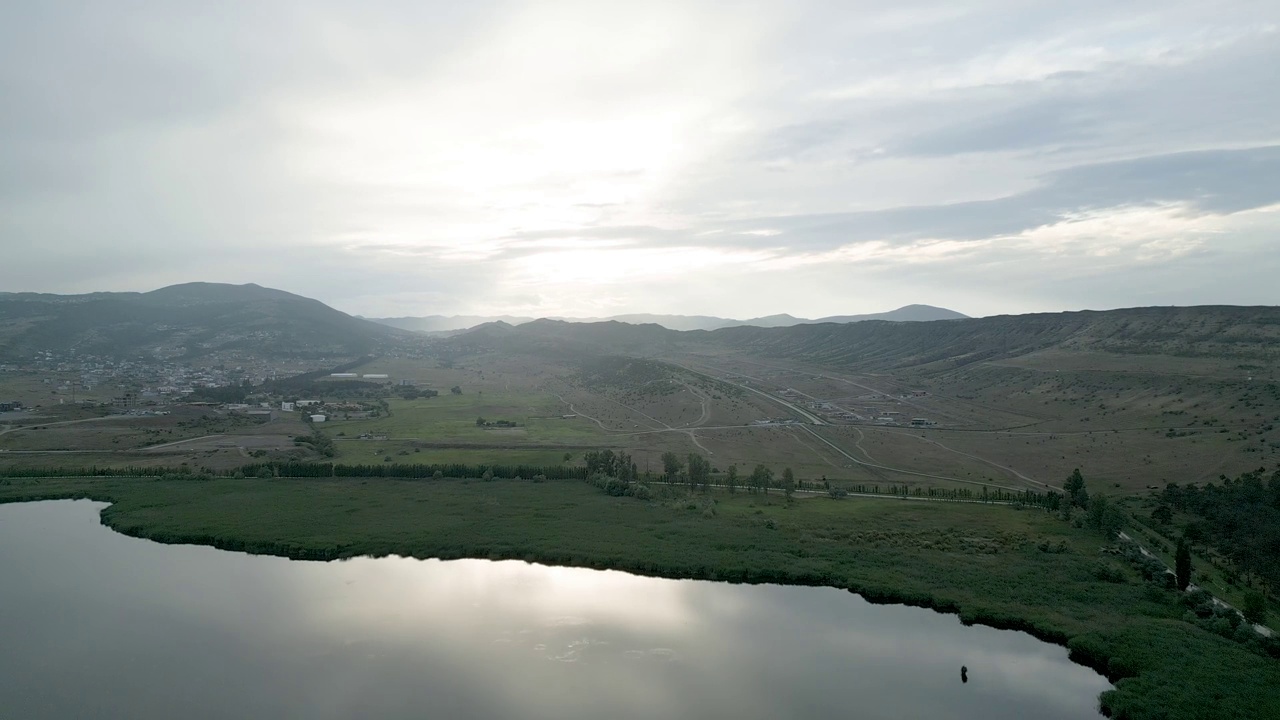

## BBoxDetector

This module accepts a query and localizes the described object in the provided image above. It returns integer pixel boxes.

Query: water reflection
[0,501,1108,719]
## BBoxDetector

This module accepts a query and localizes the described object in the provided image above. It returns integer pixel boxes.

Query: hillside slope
[446,305,1280,372]
[710,306,1280,371]
[0,283,406,360]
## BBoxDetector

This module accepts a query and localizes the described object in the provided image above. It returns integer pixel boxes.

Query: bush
[1038,540,1068,554]
[1093,562,1128,584]
[1242,590,1267,625]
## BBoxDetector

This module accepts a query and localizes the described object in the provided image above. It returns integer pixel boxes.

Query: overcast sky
[2,1,1278,319]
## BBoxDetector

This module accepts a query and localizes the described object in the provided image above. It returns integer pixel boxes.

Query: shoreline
[3,476,1278,719]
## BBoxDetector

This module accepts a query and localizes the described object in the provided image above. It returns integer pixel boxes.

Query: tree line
[0,462,590,481]
[0,456,1068,510]
[1154,467,1280,600]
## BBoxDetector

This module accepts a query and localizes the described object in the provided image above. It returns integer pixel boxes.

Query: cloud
[0,1,1276,318]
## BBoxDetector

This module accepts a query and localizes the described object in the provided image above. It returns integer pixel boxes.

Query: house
[281,401,295,411]
[310,414,327,423]
[296,399,321,407]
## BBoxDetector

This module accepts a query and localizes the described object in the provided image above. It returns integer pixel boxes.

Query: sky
[2,1,1278,319]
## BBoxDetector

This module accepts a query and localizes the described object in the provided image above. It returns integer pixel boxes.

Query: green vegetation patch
[322,393,608,446]
[0,477,1277,719]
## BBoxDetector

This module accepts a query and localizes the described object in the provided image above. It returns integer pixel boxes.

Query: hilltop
[0,282,406,361]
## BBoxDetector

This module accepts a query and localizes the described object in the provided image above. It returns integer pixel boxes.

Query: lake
[0,500,1109,719]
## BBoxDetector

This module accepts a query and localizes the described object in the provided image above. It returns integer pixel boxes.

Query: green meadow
[324,393,612,446]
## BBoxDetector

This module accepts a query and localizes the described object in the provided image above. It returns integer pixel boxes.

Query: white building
[281,401,295,411]
[310,414,327,423]
[362,373,389,379]
[296,399,321,407]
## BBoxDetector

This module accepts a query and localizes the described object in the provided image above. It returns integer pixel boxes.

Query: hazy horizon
[3,2,1278,319]
[13,280,1280,323]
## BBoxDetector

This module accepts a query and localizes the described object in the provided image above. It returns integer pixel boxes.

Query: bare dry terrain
[3,305,1276,496]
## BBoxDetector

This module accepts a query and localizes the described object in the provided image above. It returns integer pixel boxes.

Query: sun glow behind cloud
[511,245,773,287]
[270,0,768,264]
[1,1,1278,316]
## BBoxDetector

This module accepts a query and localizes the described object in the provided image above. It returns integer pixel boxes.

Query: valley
[2,284,1279,720]
[3,290,1277,499]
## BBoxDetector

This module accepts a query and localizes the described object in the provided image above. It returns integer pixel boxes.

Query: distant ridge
[446,305,1280,370]
[368,304,968,333]
[0,282,405,360]
[371,315,537,333]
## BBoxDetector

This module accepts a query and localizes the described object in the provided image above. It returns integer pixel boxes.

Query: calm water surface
[0,501,1109,719]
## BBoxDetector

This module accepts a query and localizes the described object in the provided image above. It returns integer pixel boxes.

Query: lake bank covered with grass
[2,475,1277,719]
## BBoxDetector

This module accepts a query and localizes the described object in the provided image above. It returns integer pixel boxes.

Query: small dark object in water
[961,665,968,683]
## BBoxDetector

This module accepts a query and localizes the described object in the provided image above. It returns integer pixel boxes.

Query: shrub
[1093,562,1128,584]
[1242,590,1267,625]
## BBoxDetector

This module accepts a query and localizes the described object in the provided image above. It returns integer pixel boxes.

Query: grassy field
[333,443,577,467]
[672,351,1280,494]
[16,343,1272,497]
[0,370,116,407]
[0,409,267,452]
[324,393,610,445]
[0,408,310,474]
[0,476,1276,719]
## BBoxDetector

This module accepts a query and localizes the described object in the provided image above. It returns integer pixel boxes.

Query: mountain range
[369,304,968,333]
[4,283,1276,374]
[444,306,1280,371]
